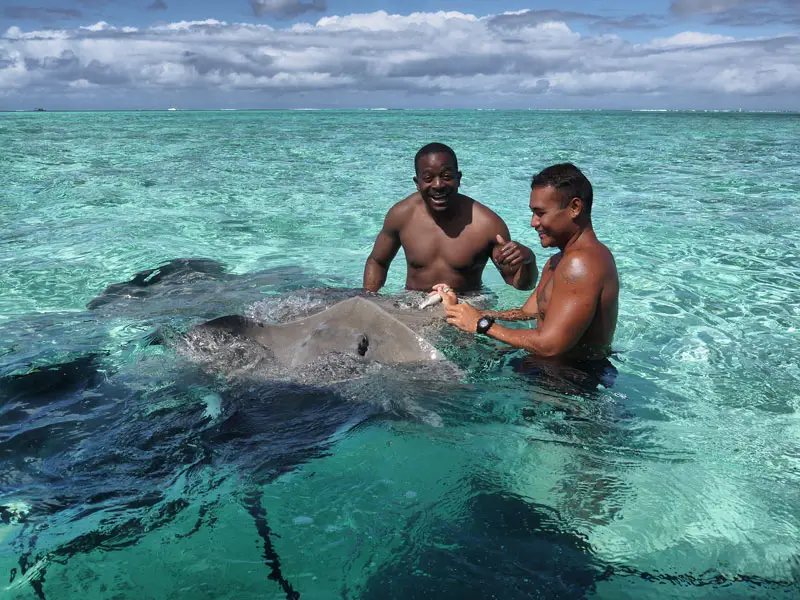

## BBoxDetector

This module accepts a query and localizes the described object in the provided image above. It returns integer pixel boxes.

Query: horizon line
[2,108,799,114]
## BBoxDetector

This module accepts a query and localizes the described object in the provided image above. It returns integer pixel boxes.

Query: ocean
[1,109,798,599]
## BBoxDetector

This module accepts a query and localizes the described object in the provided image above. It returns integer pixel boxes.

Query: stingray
[190,296,441,368]
[178,295,451,390]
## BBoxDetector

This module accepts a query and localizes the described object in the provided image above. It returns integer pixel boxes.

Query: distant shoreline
[2,108,799,114]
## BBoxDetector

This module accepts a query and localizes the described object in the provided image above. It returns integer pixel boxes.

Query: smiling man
[438,163,619,360]
[363,143,536,293]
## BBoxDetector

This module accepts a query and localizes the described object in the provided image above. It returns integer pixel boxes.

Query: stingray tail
[242,488,300,599]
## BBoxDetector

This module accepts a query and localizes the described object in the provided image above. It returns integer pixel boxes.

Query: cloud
[649,31,736,48]
[670,0,800,25]
[147,0,167,10]
[251,0,326,19]
[3,6,83,21]
[488,9,599,28]
[488,9,664,31]
[0,11,798,108]
[607,14,666,30]
[670,0,753,15]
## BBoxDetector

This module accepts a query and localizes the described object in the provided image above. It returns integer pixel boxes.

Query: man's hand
[432,283,458,306]
[444,300,482,334]
[494,235,535,270]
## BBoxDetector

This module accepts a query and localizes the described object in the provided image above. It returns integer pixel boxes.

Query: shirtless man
[363,143,536,293]
[438,163,619,360]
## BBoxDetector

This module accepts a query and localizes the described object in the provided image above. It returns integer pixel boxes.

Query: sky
[0,0,798,110]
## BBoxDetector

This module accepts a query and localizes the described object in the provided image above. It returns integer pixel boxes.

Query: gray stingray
[178,296,457,421]
[193,296,442,369]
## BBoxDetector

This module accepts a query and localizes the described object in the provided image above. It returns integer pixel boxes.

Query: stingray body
[193,296,442,370]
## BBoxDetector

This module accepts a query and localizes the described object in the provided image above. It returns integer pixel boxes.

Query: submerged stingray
[6,262,792,599]
[176,295,456,431]
[192,296,441,368]
[179,295,451,385]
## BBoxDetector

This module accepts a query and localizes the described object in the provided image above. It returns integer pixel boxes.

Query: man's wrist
[476,316,495,335]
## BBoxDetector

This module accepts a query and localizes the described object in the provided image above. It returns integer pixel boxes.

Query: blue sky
[1,0,798,109]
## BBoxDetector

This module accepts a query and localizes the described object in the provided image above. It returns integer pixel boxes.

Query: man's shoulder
[385,193,422,222]
[467,197,509,236]
[386,192,416,209]
[584,239,616,268]
[559,242,615,282]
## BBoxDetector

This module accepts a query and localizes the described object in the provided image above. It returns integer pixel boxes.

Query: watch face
[477,317,493,334]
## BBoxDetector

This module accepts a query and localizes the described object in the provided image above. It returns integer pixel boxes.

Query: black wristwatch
[476,316,495,335]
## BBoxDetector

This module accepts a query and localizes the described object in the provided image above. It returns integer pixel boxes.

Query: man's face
[529,185,574,248]
[414,152,461,213]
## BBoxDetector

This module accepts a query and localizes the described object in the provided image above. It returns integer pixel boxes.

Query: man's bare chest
[536,256,562,318]
[401,223,489,270]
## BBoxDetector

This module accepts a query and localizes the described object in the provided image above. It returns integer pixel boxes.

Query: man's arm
[443,254,599,357]
[435,261,542,321]
[486,254,598,356]
[482,287,540,321]
[363,206,404,292]
[474,253,544,320]
[491,222,537,291]
[482,308,537,321]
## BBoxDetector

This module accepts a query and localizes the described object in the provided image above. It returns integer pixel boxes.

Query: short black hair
[531,163,593,215]
[414,143,458,174]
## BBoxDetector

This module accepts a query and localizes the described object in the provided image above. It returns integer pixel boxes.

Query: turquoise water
[1,110,799,598]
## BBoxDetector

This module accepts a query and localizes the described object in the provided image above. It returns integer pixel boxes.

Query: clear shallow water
[1,110,799,599]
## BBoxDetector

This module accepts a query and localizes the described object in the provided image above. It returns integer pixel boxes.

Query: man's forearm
[486,323,558,357]
[511,259,537,291]
[482,308,537,322]
[363,258,388,292]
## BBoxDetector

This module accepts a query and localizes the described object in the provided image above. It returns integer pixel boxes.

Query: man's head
[529,163,593,248]
[413,143,461,213]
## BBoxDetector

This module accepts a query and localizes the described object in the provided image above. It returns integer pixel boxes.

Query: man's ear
[457,170,463,185]
[569,197,582,218]
[413,175,420,191]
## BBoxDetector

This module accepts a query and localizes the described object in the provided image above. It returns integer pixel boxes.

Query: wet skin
[363,152,536,293]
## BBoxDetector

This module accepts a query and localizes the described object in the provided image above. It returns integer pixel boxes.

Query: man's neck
[425,194,466,223]
[558,221,594,253]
